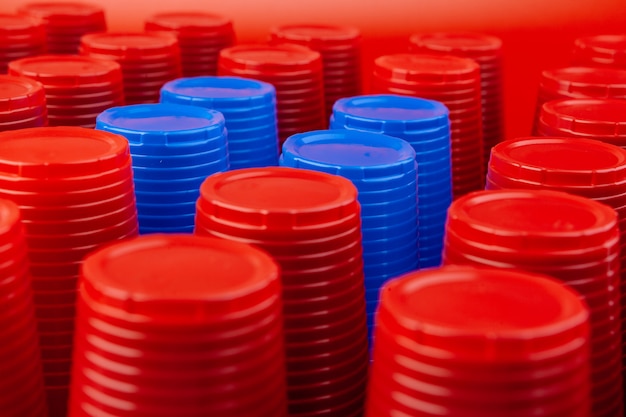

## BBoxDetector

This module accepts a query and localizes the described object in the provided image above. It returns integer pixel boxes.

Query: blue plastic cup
[160,76,279,169]
[280,131,418,246]
[280,129,419,344]
[96,103,229,234]
[330,94,453,270]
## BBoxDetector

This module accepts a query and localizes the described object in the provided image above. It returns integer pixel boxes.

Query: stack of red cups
[0,14,46,73]
[371,53,484,198]
[537,99,626,149]
[572,35,626,69]
[486,136,626,394]
[0,199,48,417]
[533,67,626,133]
[218,43,326,144]
[8,55,124,128]
[0,127,139,417]
[366,265,592,417]
[0,74,47,131]
[443,189,623,417]
[195,167,368,417]
[17,2,106,55]
[269,24,362,120]
[80,32,182,104]
[69,234,288,417]
[144,12,235,77]
[408,32,504,171]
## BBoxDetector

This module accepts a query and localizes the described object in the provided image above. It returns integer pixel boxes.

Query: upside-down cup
[534,67,626,133]
[8,54,124,128]
[486,136,626,392]
[572,35,626,69]
[409,32,504,170]
[442,189,623,417]
[145,12,234,77]
[331,94,451,268]
[218,43,325,144]
[371,53,484,198]
[161,76,279,169]
[17,2,106,55]
[0,13,46,73]
[0,199,48,417]
[280,129,418,342]
[96,103,228,234]
[270,24,361,119]
[366,265,592,417]
[0,74,47,131]
[537,98,626,149]
[80,32,182,104]
[0,126,139,416]
[195,167,368,416]
[68,234,288,417]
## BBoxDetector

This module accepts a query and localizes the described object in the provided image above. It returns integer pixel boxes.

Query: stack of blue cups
[160,76,279,169]
[279,129,418,342]
[330,94,452,268]
[96,103,229,234]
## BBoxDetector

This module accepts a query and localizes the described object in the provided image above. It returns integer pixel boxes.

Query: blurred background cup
[17,1,106,55]
[80,31,182,104]
[533,66,626,133]
[8,54,124,128]
[0,13,46,73]
[573,34,626,69]
[145,11,235,77]
[409,32,504,171]
[269,23,362,120]
[218,43,326,144]
[0,74,47,131]
[371,53,484,198]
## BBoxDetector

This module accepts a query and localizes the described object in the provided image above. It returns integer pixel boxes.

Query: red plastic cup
[366,265,592,417]
[486,138,626,243]
[270,24,361,120]
[0,199,47,417]
[195,167,368,417]
[537,98,626,148]
[0,126,138,416]
[0,74,47,131]
[17,2,106,55]
[487,137,626,192]
[409,33,504,170]
[80,32,182,104]
[533,67,626,134]
[144,12,234,77]
[371,53,484,199]
[486,136,626,395]
[218,43,325,144]
[572,35,626,69]
[8,55,124,128]
[68,234,287,417]
[0,13,46,73]
[442,189,623,416]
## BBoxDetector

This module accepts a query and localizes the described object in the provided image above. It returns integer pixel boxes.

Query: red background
[4,0,626,139]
